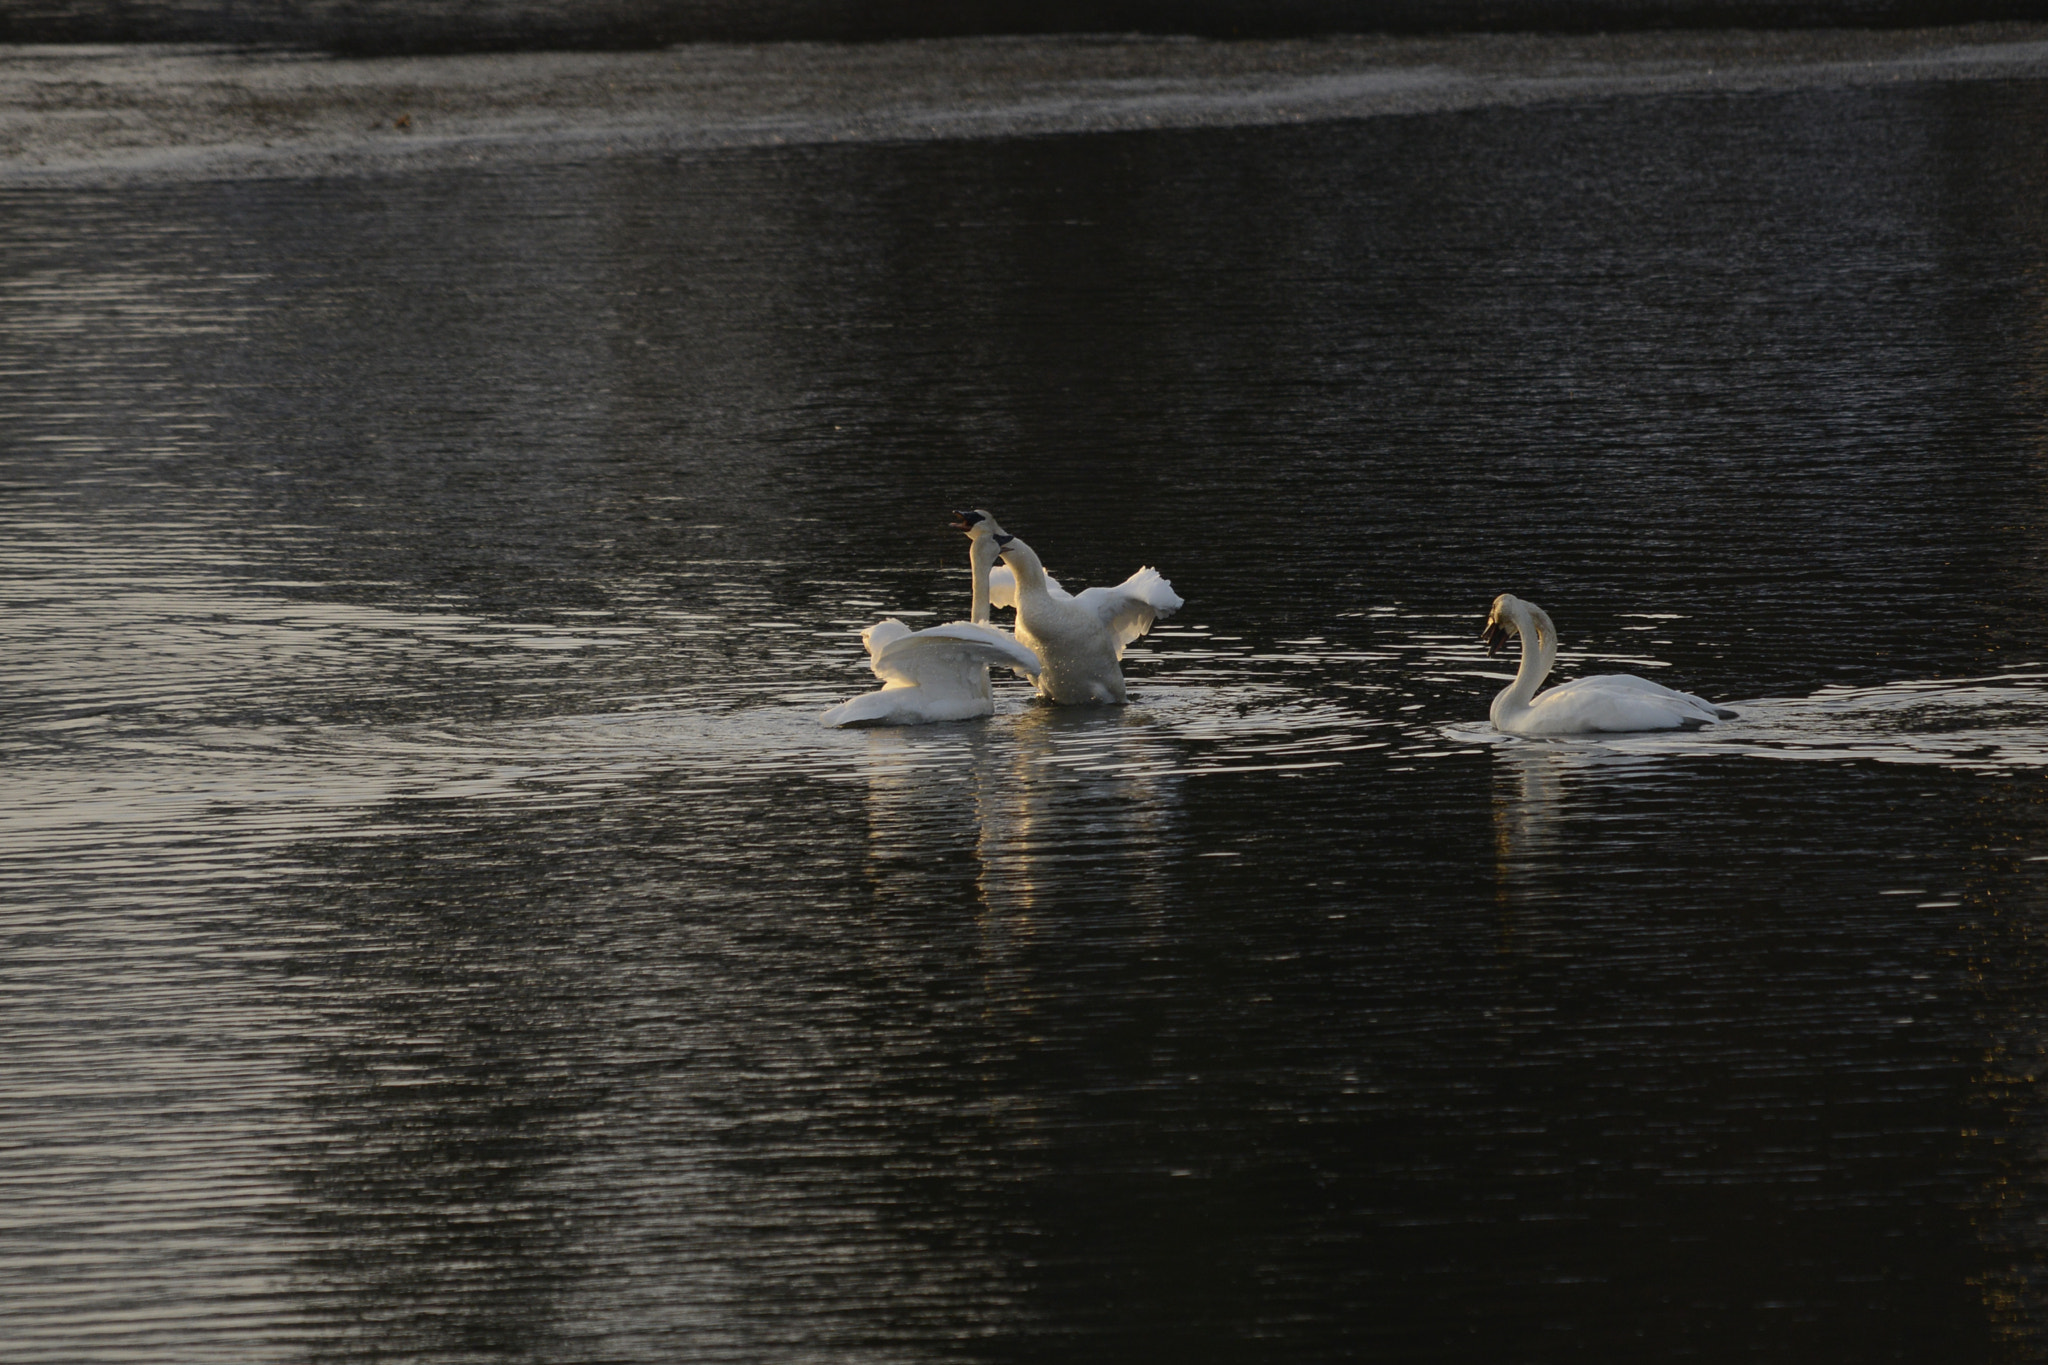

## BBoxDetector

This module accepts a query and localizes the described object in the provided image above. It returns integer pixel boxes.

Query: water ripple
[1443,671,2048,775]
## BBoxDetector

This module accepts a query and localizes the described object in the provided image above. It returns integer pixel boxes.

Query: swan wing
[987,566,1018,611]
[1528,674,1734,732]
[858,618,916,678]
[1076,568,1182,655]
[822,622,1042,727]
[873,621,1042,686]
[1567,673,1735,719]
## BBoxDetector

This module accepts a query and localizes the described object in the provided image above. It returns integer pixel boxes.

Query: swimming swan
[952,510,1182,705]
[821,618,1042,727]
[1482,593,1737,735]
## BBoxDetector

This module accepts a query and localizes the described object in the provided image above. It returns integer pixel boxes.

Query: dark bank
[4,0,2047,52]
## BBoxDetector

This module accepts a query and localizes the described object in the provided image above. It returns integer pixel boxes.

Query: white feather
[821,619,1042,727]
[1484,594,1735,735]
[994,534,1181,705]
[1077,567,1183,656]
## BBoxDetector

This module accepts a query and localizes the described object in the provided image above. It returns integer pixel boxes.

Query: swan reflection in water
[1485,740,1695,940]
[1490,743,1575,900]
[849,702,1183,940]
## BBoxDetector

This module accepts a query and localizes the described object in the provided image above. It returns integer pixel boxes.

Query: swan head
[993,532,1044,574]
[1482,593,1524,656]
[951,508,1003,537]
[1482,594,1559,662]
[966,521,1005,583]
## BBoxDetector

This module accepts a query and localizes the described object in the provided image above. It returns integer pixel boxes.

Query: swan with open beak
[978,520,1181,706]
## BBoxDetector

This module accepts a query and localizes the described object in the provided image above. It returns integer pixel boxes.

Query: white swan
[821,617,1042,727]
[953,507,1068,621]
[951,510,1181,705]
[1482,593,1737,735]
[952,509,1045,695]
[957,509,1026,625]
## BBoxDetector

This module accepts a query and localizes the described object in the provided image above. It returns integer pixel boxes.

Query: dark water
[6,78,2048,1362]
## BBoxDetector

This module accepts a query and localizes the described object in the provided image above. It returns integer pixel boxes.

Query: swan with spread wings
[953,508,1181,706]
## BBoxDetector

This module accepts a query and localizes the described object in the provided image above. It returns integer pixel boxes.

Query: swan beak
[1481,620,1510,656]
[950,509,985,534]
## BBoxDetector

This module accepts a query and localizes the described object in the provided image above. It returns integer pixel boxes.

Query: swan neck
[969,535,998,624]
[1003,540,1048,597]
[1495,601,1556,720]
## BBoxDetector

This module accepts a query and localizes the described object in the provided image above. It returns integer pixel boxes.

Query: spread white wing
[870,621,1040,686]
[1075,568,1182,656]
[821,619,1041,727]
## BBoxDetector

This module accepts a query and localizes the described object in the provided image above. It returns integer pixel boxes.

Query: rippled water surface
[6,77,2048,1362]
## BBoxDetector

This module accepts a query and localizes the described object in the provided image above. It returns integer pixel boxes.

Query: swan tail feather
[821,689,906,727]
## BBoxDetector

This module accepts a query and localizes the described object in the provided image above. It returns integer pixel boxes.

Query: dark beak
[950,509,984,534]
[1481,620,1509,656]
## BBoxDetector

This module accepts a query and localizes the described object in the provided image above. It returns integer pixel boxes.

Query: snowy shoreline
[3,23,2046,185]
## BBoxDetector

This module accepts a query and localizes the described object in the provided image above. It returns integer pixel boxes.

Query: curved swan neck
[969,533,1000,624]
[1000,539,1049,598]
[1494,599,1557,721]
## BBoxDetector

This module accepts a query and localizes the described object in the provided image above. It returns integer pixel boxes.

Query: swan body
[821,618,1041,727]
[1482,593,1736,735]
[955,512,1180,705]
